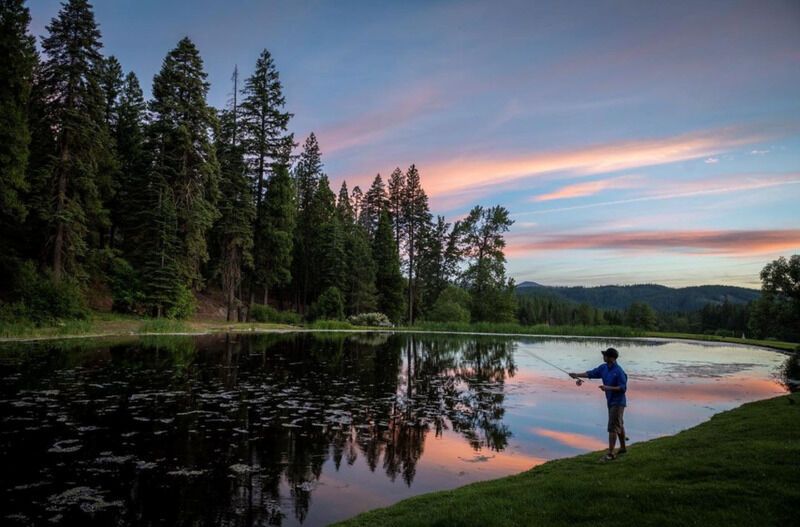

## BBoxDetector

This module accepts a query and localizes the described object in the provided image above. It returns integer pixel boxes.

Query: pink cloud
[506,228,800,256]
[523,173,800,214]
[532,175,643,202]
[316,84,444,154]
[420,126,772,198]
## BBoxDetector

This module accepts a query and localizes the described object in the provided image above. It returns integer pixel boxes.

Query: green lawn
[336,394,800,527]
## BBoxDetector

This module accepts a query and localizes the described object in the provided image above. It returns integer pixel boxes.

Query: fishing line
[518,347,585,386]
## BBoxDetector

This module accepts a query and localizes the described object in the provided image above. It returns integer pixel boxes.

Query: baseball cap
[601,347,619,358]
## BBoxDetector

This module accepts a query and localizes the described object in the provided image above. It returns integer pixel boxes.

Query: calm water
[0,333,792,526]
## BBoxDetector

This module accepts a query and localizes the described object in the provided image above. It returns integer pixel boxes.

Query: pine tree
[100,56,123,128]
[387,167,405,250]
[360,173,387,237]
[401,164,431,323]
[344,224,377,315]
[149,37,220,288]
[312,176,345,295]
[215,67,254,320]
[139,179,181,317]
[350,185,363,221]
[256,164,295,306]
[292,133,323,310]
[98,55,124,247]
[0,0,35,225]
[373,210,405,323]
[240,49,294,307]
[336,181,355,224]
[114,71,148,258]
[38,0,109,280]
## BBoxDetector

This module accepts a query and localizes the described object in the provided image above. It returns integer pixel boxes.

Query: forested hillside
[516,282,760,312]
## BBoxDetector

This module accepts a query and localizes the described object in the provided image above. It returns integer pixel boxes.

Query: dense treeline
[0,0,517,325]
[517,256,800,342]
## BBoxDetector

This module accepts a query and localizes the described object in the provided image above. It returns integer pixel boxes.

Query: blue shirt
[586,362,627,407]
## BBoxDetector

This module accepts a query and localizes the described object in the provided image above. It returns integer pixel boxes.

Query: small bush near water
[0,261,88,326]
[249,304,301,324]
[308,287,345,321]
[348,312,392,327]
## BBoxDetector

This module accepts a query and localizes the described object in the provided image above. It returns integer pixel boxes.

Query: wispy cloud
[750,149,770,155]
[704,157,719,164]
[420,125,777,197]
[532,175,642,202]
[520,173,800,214]
[316,84,444,154]
[507,228,800,256]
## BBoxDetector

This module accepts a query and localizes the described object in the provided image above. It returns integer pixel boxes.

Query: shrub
[348,312,392,327]
[427,286,471,323]
[249,304,301,324]
[308,287,345,321]
[109,257,145,314]
[166,284,196,320]
[427,300,470,323]
[5,261,88,325]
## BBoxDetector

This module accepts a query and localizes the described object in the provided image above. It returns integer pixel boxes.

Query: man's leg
[617,407,627,453]
[608,432,617,455]
[607,407,617,455]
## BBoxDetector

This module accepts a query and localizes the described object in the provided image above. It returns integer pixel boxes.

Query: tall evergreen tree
[336,181,354,224]
[139,180,181,317]
[215,67,254,320]
[0,0,35,225]
[114,71,148,257]
[98,55,125,247]
[373,210,405,322]
[350,185,363,222]
[401,164,431,323]
[387,167,405,250]
[148,37,220,288]
[37,0,109,280]
[240,49,293,306]
[360,173,387,237]
[344,224,377,315]
[256,164,295,306]
[312,176,345,295]
[292,133,323,310]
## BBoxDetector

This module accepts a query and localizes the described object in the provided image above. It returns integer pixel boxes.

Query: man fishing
[570,347,627,461]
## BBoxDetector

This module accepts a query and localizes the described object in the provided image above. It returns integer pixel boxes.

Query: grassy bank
[643,331,798,352]
[336,394,799,526]
[0,313,294,340]
[1,315,796,352]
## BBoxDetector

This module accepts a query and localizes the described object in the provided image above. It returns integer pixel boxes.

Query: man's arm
[568,372,588,379]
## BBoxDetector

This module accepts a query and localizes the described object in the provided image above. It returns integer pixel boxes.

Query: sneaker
[600,452,616,462]
[617,448,627,456]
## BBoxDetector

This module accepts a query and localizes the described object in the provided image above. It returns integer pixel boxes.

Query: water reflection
[0,333,789,526]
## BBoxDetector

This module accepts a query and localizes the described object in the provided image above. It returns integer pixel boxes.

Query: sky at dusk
[28,0,800,288]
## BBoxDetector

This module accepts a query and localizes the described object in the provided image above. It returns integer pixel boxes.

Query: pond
[0,333,792,526]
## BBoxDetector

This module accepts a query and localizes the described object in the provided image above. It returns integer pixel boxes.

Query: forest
[0,0,517,327]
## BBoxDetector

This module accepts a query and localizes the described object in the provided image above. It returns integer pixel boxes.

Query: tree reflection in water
[0,332,518,526]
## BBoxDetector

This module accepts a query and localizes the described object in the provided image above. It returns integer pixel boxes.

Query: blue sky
[29,0,800,287]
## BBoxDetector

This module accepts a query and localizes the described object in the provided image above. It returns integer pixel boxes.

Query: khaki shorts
[607,405,625,434]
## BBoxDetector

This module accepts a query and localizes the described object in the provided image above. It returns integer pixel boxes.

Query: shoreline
[0,322,795,353]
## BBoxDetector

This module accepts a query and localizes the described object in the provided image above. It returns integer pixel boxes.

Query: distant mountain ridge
[515,282,760,312]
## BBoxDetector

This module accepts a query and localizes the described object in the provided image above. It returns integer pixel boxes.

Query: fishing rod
[519,348,585,386]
